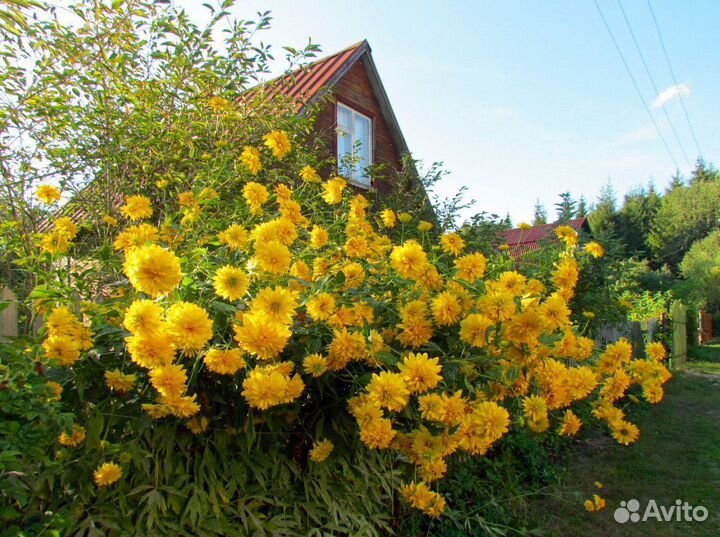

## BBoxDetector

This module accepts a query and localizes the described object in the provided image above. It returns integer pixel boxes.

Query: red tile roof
[498,217,589,258]
[250,40,369,106]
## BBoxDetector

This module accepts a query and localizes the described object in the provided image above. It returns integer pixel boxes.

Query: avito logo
[614,499,708,524]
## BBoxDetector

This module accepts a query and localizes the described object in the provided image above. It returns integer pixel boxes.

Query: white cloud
[652,82,691,108]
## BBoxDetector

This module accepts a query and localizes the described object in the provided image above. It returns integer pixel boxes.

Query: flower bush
[18,127,672,533]
[0,2,674,535]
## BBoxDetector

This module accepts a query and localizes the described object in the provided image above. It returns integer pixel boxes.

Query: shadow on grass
[530,372,720,537]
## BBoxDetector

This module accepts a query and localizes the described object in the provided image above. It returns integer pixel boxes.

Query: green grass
[530,372,720,537]
[685,340,720,374]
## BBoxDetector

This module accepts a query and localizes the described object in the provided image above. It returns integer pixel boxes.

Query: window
[337,103,372,187]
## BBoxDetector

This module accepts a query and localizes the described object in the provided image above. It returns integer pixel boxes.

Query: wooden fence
[671,300,687,367]
[0,287,19,339]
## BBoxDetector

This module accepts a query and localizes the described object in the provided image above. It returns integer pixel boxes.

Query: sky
[180,0,719,225]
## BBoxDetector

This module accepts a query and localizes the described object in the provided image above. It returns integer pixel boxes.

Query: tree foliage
[679,230,720,310]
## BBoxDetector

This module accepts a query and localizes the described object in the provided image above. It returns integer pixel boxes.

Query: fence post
[671,300,687,369]
[0,287,19,339]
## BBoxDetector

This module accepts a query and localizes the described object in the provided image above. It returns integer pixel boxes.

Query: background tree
[678,230,720,311]
[647,178,720,269]
[576,195,589,218]
[532,199,548,225]
[554,192,576,222]
[615,184,661,258]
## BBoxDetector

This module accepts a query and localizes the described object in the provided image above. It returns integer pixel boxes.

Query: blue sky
[182,0,719,224]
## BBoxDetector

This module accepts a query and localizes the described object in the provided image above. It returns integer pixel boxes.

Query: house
[44,40,418,231]
[498,217,590,259]
[253,40,411,193]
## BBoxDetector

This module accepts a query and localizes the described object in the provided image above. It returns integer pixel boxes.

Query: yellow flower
[431,292,462,327]
[593,494,606,511]
[552,257,579,290]
[253,240,291,275]
[249,286,298,325]
[306,293,336,321]
[204,348,245,375]
[123,244,182,297]
[584,241,605,258]
[522,395,548,422]
[102,215,118,226]
[242,367,304,410]
[218,224,249,251]
[213,266,249,301]
[397,316,434,348]
[327,328,367,370]
[299,165,321,183]
[454,252,487,281]
[263,130,292,160]
[233,314,291,360]
[36,184,61,204]
[120,195,153,221]
[42,335,80,366]
[303,353,329,377]
[380,209,396,228]
[208,95,231,112]
[390,240,428,280]
[155,179,169,189]
[310,225,329,248]
[165,302,213,354]
[104,369,137,395]
[645,341,667,361]
[539,293,571,330]
[240,146,262,175]
[367,371,410,412]
[94,462,122,487]
[53,217,78,239]
[417,220,433,232]
[58,424,86,447]
[186,416,209,434]
[397,212,412,224]
[322,177,347,205]
[149,364,188,399]
[126,333,175,369]
[40,231,71,255]
[359,418,396,449]
[113,223,159,251]
[609,419,640,445]
[46,381,63,399]
[459,314,494,348]
[123,300,164,336]
[558,409,582,437]
[399,353,442,393]
[555,225,578,247]
[243,182,269,214]
[440,232,465,256]
[309,439,334,462]
[584,499,596,512]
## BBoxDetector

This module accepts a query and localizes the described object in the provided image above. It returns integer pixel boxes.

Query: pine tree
[554,192,576,223]
[576,195,589,218]
[532,199,548,225]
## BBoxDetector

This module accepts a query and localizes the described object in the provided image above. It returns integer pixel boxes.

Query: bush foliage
[1,2,674,536]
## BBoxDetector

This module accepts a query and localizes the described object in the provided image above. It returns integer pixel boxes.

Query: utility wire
[593,0,680,170]
[617,0,691,167]
[646,0,703,159]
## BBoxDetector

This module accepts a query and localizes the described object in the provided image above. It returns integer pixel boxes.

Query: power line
[593,0,680,170]
[617,0,691,167]
[646,0,703,159]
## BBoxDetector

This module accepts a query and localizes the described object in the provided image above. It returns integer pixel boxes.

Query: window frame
[336,101,374,188]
